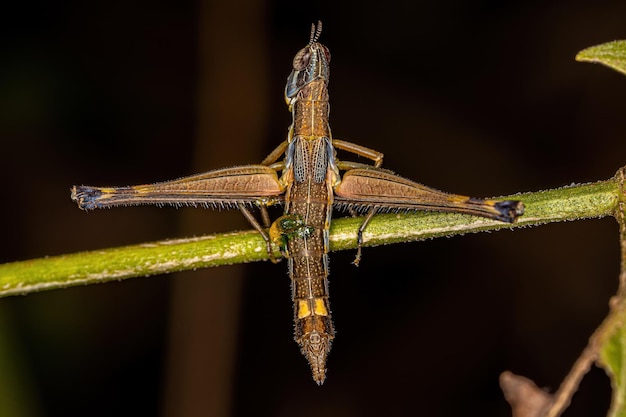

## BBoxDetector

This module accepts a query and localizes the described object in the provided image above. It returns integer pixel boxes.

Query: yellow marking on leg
[132,185,152,194]
[449,195,470,203]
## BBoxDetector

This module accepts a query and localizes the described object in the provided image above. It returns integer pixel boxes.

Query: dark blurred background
[1,1,625,416]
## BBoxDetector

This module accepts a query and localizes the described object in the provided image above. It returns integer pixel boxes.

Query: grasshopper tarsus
[494,200,525,223]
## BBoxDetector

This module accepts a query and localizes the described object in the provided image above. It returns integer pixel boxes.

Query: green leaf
[598,172,626,417]
[576,40,626,76]
[599,308,626,417]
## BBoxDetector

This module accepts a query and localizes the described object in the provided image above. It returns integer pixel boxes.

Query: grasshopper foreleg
[332,139,384,168]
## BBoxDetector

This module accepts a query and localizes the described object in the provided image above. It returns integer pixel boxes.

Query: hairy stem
[0,175,619,298]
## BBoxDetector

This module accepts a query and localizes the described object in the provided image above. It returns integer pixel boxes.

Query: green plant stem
[0,175,620,298]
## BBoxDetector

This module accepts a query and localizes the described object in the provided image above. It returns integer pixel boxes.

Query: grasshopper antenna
[310,21,323,44]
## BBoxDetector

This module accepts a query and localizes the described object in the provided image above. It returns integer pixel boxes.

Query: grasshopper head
[284,21,331,105]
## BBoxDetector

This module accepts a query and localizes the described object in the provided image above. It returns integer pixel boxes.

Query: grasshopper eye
[293,47,311,71]
[320,45,331,64]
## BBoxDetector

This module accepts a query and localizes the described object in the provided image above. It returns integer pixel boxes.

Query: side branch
[0,177,619,298]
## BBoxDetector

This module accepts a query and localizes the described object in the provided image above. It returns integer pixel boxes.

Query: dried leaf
[500,371,553,417]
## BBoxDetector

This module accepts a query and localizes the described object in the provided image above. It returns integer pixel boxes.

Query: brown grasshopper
[71,22,524,384]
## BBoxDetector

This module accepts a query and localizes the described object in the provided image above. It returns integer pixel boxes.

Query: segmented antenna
[309,20,323,44]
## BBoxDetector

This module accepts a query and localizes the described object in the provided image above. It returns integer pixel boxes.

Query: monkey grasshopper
[71,22,524,385]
